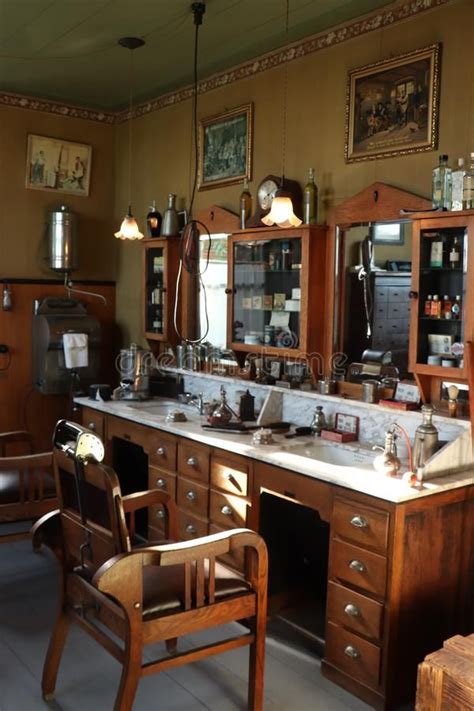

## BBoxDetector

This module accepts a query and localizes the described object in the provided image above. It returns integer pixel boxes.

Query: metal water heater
[47,205,78,272]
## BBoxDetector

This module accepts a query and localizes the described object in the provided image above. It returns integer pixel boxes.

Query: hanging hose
[64,272,107,305]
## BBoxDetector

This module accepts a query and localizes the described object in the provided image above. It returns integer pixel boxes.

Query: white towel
[63,333,89,369]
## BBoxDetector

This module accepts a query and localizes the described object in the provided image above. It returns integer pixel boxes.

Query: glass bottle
[424,294,432,317]
[451,158,465,211]
[281,240,292,270]
[432,154,452,210]
[239,178,252,229]
[431,294,441,318]
[303,168,318,224]
[161,193,179,236]
[449,236,462,269]
[413,404,439,469]
[451,294,462,319]
[462,152,474,209]
[442,294,452,319]
[429,234,444,267]
[146,200,162,237]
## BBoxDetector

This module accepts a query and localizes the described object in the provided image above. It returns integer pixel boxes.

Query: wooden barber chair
[33,420,268,711]
[0,430,56,543]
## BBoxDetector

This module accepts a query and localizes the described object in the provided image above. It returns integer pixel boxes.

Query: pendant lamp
[115,36,145,241]
[261,0,301,228]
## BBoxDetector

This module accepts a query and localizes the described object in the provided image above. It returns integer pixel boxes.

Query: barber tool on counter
[413,404,439,469]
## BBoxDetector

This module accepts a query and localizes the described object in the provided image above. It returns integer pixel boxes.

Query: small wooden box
[416,634,474,710]
[379,398,419,411]
[321,429,357,443]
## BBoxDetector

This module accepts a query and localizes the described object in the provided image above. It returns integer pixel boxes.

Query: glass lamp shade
[261,195,302,228]
[114,208,143,240]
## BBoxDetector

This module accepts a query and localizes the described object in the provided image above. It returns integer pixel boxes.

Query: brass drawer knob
[186,491,197,502]
[156,447,166,456]
[186,524,197,535]
[155,478,166,489]
[344,603,360,617]
[156,509,165,519]
[221,505,233,516]
[344,645,360,659]
[187,456,198,467]
[87,422,96,431]
[349,559,365,573]
[350,515,368,528]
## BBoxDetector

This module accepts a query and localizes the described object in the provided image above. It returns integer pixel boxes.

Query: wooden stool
[416,634,474,710]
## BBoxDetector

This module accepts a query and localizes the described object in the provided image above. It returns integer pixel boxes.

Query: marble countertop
[76,396,474,504]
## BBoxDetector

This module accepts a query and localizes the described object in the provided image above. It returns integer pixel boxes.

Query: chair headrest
[53,420,105,464]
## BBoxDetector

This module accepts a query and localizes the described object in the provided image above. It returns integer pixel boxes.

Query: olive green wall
[0,106,116,281]
[113,0,473,345]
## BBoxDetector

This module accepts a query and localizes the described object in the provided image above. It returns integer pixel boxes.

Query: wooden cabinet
[142,237,181,347]
[227,225,327,361]
[409,211,474,402]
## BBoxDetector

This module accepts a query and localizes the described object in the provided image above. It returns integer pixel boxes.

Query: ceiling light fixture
[115,36,145,241]
[262,0,301,228]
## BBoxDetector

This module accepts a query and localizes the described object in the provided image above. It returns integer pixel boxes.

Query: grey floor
[0,530,374,711]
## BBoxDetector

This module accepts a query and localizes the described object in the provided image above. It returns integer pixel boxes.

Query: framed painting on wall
[26,134,92,196]
[198,103,253,190]
[345,44,441,163]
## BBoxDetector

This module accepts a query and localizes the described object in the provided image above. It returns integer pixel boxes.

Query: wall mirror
[327,182,431,381]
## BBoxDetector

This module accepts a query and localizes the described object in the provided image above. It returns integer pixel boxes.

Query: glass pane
[232,236,302,348]
[417,227,467,368]
[145,247,165,334]
[198,233,228,347]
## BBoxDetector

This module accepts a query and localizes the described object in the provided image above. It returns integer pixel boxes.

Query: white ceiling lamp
[262,0,301,228]
[115,36,145,241]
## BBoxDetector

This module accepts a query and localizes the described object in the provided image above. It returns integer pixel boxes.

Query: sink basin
[122,399,180,410]
[280,441,376,469]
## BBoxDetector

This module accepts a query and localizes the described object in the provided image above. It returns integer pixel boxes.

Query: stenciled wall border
[0,0,453,125]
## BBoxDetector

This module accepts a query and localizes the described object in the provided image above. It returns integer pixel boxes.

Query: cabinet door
[410,216,472,380]
[142,239,180,345]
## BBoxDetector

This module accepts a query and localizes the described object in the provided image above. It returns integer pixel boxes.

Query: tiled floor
[0,534,375,711]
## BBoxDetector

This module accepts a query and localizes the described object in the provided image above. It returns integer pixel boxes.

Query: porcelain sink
[280,440,376,469]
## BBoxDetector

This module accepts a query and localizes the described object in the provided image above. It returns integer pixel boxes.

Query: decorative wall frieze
[0,0,453,125]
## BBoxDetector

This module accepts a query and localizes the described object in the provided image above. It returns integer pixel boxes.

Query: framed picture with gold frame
[345,44,441,163]
[26,134,92,196]
[198,103,253,190]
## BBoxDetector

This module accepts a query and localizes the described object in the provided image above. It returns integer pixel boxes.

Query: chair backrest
[53,447,131,576]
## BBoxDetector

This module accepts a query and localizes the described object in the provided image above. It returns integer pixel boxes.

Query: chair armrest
[122,489,178,541]
[0,451,52,470]
[0,431,33,456]
[31,510,63,557]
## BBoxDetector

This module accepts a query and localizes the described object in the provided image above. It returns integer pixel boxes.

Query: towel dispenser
[32,297,100,394]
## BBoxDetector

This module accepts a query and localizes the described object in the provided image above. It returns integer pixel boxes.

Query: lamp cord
[281,0,290,181]
[128,48,134,210]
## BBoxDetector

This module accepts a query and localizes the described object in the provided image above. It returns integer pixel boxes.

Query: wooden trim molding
[0,0,453,124]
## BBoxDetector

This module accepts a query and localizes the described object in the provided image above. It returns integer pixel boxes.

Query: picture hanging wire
[173,2,212,345]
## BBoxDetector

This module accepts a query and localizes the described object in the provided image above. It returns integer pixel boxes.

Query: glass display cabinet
[227,225,327,360]
[409,213,473,386]
[142,238,181,346]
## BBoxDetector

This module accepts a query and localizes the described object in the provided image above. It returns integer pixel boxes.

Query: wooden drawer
[107,416,149,449]
[82,408,105,441]
[150,502,167,530]
[148,430,177,471]
[325,620,381,690]
[327,581,384,641]
[387,286,410,303]
[209,523,245,572]
[177,441,210,482]
[330,539,387,598]
[177,476,209,518]
[179,512,208,541]
[387,301,409,319]
[211,454,249,496]
[209,490,248,528]
[148,466,176,499]
[332,498,389,552]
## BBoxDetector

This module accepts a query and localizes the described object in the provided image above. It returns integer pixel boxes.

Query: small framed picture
[242,297,252,309]
[252,295,263,310]
[273,293,286,311]
[372,222,404,245]
[26,134,92,196]
[263,295,273,310]
[335,413,359,435]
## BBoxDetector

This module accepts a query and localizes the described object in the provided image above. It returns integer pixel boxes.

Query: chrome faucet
[180,392,205,415]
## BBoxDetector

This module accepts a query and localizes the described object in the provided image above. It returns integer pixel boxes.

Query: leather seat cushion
[142,561,252,621]
[0,469,56,505]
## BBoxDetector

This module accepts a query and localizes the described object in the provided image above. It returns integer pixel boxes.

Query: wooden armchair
[33,423,268,711]
[0,430,57,543]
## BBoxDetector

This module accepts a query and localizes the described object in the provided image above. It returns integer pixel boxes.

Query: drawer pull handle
[87,422,96,431]
[186,491,197,502]
[156,447,165,456]
[344,603,360,617]
[221,505,233,516]
[155,478,166,489]
[344,645,360,659]
[349,559,365,573]
[187,456,198,467]
[186,524,197,535]
[156,509,165,519]
[350,515,368,528]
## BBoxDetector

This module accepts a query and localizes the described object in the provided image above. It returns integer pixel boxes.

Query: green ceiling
[0,0,395,110]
